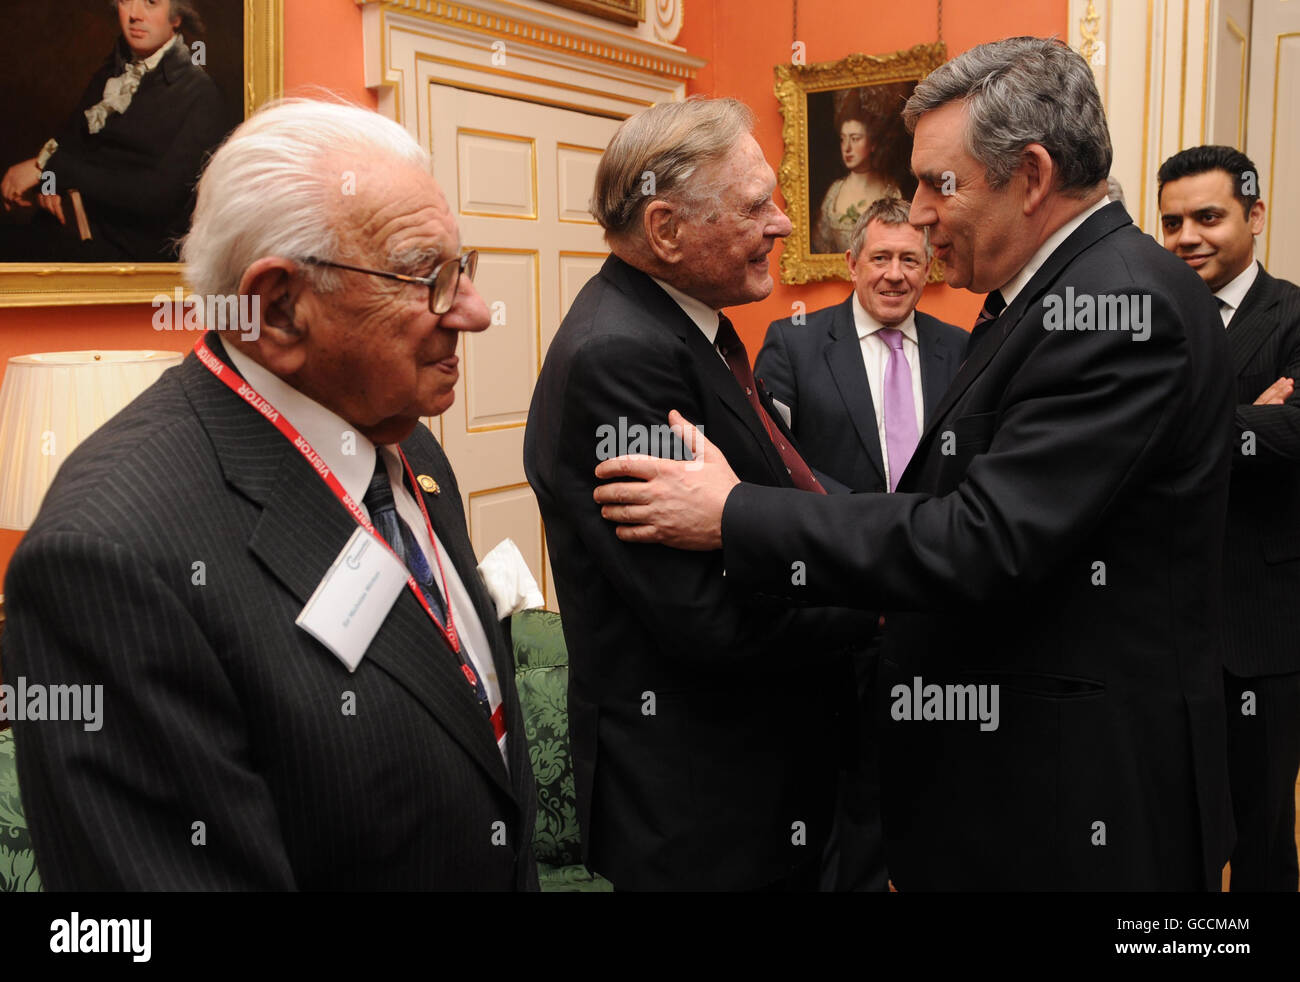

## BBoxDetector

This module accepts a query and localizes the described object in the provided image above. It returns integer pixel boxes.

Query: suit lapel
[687,323,792,483]
[917,314,959,422]
[823,298,886,484]
[183,337,513,798]
[605,258,791,484]
[398,435,533,805]
[1226,266,1280,371]
[916,202,1132,455]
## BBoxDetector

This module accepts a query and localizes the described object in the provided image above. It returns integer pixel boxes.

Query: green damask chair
[0,728,43,892]
[509,609,611,892]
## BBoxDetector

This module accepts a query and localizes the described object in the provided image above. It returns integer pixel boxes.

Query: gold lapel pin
[417,474,440,495]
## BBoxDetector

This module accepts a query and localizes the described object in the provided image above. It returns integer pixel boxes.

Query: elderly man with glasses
[3,98,538,891]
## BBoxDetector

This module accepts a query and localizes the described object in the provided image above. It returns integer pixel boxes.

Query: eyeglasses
[298,250,478,315]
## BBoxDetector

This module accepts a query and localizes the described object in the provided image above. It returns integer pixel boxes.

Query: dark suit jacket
[4,334,537,890]
[756,297,966,492]
[1222,263,1300,677]
[523,255,871,890]
[719,202,1235,890]
[35,37,226,261]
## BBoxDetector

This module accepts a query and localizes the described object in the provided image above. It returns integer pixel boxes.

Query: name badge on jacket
[296,526,408,672]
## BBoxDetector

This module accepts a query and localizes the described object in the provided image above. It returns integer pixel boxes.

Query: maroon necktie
[715,315,825,494]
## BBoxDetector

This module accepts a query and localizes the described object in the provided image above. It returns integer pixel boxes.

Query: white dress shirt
[223,344,507,761]
[1214,259,1259,327]
[651,275,737,368]
[853,293,925,491]
[998,197,1111,308]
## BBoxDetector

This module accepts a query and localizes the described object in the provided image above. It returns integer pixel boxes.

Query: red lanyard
[193,337,467,657]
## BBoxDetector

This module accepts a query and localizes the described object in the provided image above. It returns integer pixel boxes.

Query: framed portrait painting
[775,42,947,284]
[0,0,283,308]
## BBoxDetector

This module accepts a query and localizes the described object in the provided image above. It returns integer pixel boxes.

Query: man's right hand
[1253,376,1295,405]
[1,157,42,211]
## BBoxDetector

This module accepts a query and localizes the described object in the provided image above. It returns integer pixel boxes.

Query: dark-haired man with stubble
[1159,145,1300,892]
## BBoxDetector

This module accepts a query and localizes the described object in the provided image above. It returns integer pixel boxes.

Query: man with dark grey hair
[755,196,964,891]
[593,38,1234,890]
[525,97,871,890]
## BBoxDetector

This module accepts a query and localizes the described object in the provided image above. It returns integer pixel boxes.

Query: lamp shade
[0,350,183,531]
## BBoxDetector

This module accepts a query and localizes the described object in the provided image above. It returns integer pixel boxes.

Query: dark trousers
[1223,668,1300,891]
[819,644,888,892]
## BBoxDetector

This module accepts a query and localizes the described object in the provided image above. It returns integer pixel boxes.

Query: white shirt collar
[999,197,1111,307]
[139,33,179,71]
[223,342,379,506]
[1214,259,1259,315]
[852,291,917,344]
[651,275,721,345]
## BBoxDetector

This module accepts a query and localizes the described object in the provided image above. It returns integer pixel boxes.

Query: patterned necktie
[878,329,919,492]
[966,289,1007,359]
[716,315,826,494]
[362,452,490,713]
[362,452,448,627]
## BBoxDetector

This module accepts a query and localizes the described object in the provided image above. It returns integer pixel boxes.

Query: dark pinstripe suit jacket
[1224,264,1300,677]
[3,335,537,890]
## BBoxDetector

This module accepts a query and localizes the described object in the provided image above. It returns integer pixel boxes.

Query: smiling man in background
[1159,145,1300,891]
[755,196,963,891]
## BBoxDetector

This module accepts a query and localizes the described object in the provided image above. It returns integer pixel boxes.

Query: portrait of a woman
[812,99,898,254]
[806,82,918,257]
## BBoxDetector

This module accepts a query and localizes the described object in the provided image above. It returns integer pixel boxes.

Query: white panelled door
[424,85,621,610]
[1247,0,1300,281]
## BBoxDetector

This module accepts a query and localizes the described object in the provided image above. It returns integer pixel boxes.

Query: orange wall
[0,0,372,585]
[676,0,1068,350]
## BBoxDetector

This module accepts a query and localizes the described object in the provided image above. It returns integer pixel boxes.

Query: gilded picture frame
[0,0,284,309]
[775,42,947,285]
[543,0,644,27]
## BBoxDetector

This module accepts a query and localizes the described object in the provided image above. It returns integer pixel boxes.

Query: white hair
[181,97,430,298]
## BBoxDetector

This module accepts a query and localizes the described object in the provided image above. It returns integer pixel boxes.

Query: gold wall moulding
[0,0,284,309]
[362,0,696,81]
[775,43,948,286]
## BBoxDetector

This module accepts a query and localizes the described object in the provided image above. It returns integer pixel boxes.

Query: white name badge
[770,397,792,429]
[296,526,409,672]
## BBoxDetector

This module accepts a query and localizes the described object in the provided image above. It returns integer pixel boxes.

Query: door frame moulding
[359,0,704,131]
[1070,0,1222,237]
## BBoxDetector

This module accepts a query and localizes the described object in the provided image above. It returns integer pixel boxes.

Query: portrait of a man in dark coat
[0,0,237,262]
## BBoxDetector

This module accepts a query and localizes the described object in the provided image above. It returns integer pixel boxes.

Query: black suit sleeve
[722,290,1193,609]
[550,331,867,663]
[6,530,297,890]
[47,80,225,222]
[1233,314,1300,468]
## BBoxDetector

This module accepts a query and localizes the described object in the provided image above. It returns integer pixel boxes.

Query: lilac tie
[879,328,919,492]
